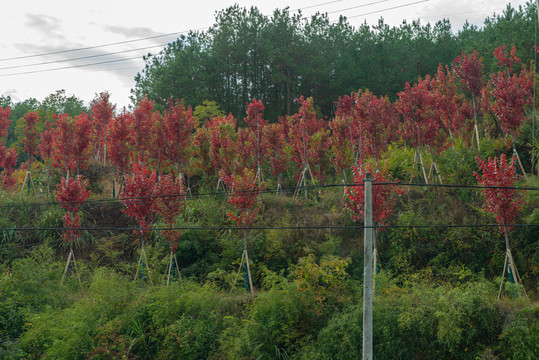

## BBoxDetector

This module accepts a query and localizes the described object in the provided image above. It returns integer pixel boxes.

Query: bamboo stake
[243,229,254,296]
[497,250,509,299]
[231,250,246,292]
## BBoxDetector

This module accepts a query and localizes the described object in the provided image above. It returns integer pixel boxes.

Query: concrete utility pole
[363,173,373,360]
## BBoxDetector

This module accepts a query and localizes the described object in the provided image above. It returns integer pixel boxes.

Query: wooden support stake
[166,251,183,286]
[61,242,82,289]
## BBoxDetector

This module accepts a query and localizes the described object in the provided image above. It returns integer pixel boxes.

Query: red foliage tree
[309,127,332,182]
[487,52,533,139]
[0,107,17,189]
[54,175,92,242]
[432,64,472,139]
[236,127,257,171]
[329,111,355,178]
[107,110,133,176]
[191,125,213,176]
[263,122,289,186]
[224,169,260,228]
[243,99,267,172]
[163,99,197,176]
[90,91,115,162]
[0,146,17,190]
[474,154,525,236]
[207,114,237,180]
[493,45,520,74]
[396,78,448,153]
[345,162,403,227]
[354,90,400,159]
[21,112,41,168]
[0,107,11,139]
[52,113,94,175]
[120,163,158,239]
[156,174,186,252]
[453,50,484,149]
[149,112,168,173]
[132,96,157,162]
[287,96,326,181]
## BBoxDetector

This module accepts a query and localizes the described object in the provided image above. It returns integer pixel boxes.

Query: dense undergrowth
[0,139,538,359]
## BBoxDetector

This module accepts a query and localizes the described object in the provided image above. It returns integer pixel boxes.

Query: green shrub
[306,279,504,360]
[498,306,539,360]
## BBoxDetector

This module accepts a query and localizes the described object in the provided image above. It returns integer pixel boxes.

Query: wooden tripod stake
[497,228,527,299]
[166,251,183,286]
[134,239,153,285]
[20,171,37,196]
[231,230,254,295]
[293,164,315,199]
[62,241,82,288]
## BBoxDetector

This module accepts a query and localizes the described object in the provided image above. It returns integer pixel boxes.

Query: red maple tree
[243,99,267,172]
[163,99,197,176]
[396,77,449,154]
[487,47,533,139]
[52,113,94,176]
[54,175,92,242]
[329,110,355,178]
[21,112,41,169]
[132,96,157,163]
[156,174,186,252]
[0,107,17,189]
[263,122,289,186]
[224,169,260,227]
[107,110,133,176]
[207,114,237,180]
[474,154,525,236]
[493,45,520,74]
[90,91,115,163]
[345,162,403,227]
[120,163,158,238]
[432,64,472,139]
[191,125,213,176]
[453,50,484,149]
[287,96,326,181]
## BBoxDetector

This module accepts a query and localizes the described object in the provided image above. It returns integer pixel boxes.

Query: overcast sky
[0,0,532,110]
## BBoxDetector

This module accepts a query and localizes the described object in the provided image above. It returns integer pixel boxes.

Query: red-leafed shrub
[156,174,186,251]
[54,175,91,242]
[121,163,158,238]
[345,162,403,227]
[474,154,525,235]
[224,169,260,227]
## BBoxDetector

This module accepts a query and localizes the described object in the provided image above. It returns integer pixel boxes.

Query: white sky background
[0,0,532,110]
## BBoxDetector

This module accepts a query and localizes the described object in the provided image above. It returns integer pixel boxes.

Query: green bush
[306,280,504,360]
[498,306,539,360]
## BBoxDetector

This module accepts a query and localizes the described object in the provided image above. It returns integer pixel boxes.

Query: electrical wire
[0,28,208,62]
[0,43,170,71]
[0,56,144,77]
[0,180,537,211]
[0,223,538,233]
[326,0,389,15]
[332,0,430,21]
[291,0,344,12]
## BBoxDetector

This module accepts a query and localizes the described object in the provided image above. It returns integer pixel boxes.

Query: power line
[0,43,169,71]
[333,0,430,21]
[0,180,537,212]
[0,223,538,234]
[326,0,389,15]
[291,0,344,12]
[0,56,144,77]
[0,28,208,62]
